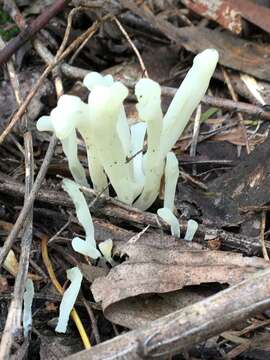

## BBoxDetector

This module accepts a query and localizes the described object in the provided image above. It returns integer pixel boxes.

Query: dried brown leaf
[91,243,268,328]
[211,128,266,147]
[104,288,214,329]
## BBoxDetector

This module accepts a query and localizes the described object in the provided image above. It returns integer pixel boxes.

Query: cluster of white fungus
[37,49,218,332]
[37,49,218,210]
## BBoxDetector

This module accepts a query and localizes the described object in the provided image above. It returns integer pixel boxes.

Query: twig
[0,0,72,66]
[41,235,91,349]
[82,298,101,344]
[0,175,263,255]
[179,169,208,191]
[0,135,57,269]
[222,66,250,155]
[66,267,270,360]
[0,35,34,360]
[260,211,269,261]
[48,217,72,245]
[161,86,270,121]
[113,16,149,78]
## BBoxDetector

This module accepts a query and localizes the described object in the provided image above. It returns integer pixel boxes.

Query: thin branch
[260,211,269,261]
[0,0,72,66]
[113,16,149,78]
[0,35,34,360]
[0,135,57,269]
[0,175,264,255]
[161,86,270,121]
[222,66,250,154]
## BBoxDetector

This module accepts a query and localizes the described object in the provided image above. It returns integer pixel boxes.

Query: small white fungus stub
[157,207,180,238]
[55,267,83,333]
[62,179,100,259]
[184,219,199,241]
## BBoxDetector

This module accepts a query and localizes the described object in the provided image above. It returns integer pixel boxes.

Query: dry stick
[222,66,251,155]
[0,35,34,360]
[82,298,101,344]
[259,211,269,261]
[66,267,270,360]
[113,16,149,78]
[67,5,104,65]
[0,175,262,255]
[0,145,58,273]
[5,0,91,83]
[16,37,270,125]
[0,0,72,66]
[0,17,109,144]
[189,104,201,176]
[161,86,270,121]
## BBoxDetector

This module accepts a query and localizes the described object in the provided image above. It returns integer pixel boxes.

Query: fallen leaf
[211,127,266,147]
[106,288,214,329]
[91,243,268,328]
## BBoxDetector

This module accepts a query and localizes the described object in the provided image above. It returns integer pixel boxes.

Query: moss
[0,9,19,41]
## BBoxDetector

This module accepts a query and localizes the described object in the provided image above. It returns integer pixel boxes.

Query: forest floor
[1,1,270,359]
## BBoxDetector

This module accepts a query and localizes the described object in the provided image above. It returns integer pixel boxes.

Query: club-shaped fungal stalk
[61,129,88,187]
[62,179,100,259]
[84,72,131,160]
[134,78,164,210]
[161,49,219,157]
[164,152,179,211]
[87,82,139,204]
[83,72,114,90]
[184,219,198,241]
[130,122,147,191]
[55,267,83,333]
[36,115,54,132]
[77,128,109,195]
[157,207,180,238]
[50,95,88,140]
[37,96,89,187]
